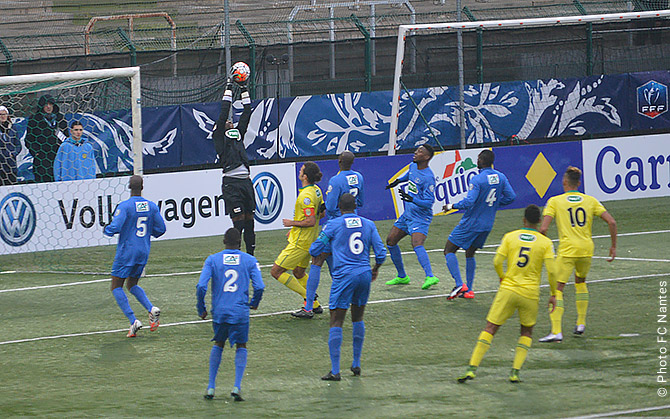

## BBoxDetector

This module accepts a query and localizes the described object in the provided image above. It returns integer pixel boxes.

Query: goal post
[389,9,670,154]
[0,67,143,174]
[0,67,144,269]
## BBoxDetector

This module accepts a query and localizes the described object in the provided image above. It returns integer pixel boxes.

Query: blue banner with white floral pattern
[8,70,670,181]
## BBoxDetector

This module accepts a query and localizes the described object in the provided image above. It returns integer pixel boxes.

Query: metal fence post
[351,15,371,92]
[236,20,257,100]
[116,28,137,67]
[0,38,13,76]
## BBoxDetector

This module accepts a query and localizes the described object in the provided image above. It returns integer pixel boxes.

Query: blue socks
[466,257,476,291]
[414,245,433,277]
[208,345,223,390]
[352,321,365,369]
[112,287,136,324]
[328,327,343,375]
[207,346,247,392]
[388,245,406,278]
[129,285,153,312]
[305,265,321,312]
[445,253,463,287]
[234,347,247,390]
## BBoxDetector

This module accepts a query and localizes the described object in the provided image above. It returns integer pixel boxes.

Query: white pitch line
[2,249,668,294]
[1,271,667,346]
[565,404,670,418]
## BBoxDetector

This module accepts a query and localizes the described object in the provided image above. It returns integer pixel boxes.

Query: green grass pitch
[0,197,669,417]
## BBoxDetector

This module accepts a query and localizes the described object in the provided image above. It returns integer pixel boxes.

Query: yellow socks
[512,336,532,370]
[550,289,564,335]
[575,282,589,326]
[276,272,307,298]
[469,331,494,368]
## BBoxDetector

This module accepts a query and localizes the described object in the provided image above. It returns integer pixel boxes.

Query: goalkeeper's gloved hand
[385,179,401,190]
[399,189,413,203]
[225,78,234,91]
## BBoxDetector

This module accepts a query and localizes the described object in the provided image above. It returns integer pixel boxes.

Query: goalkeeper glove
[385,179,401,190]
[399,189,413,203]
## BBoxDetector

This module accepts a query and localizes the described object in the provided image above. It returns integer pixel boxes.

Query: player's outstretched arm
[385,172,408,189]
[601,211,617,261]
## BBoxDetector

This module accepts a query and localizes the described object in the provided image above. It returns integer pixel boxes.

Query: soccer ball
[230,62,250,83]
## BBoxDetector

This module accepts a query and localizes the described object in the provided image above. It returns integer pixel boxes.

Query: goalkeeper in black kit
[212,75,256,255]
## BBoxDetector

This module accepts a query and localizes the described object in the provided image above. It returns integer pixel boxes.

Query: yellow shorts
[274,243,311,270]
[556,255,592,283]
[486,287,539,328]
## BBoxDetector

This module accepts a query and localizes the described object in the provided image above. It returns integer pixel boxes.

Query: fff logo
[637,80,668,119]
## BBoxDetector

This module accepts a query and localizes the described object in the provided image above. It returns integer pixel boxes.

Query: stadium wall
[6,69,670,181]
[1,133,668,254]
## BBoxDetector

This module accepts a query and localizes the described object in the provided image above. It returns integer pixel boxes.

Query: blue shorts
[212,321,249,347]
[111,262,145,279]
[329,271,372,309]
[394,210,432,236]
[448,224,490,250]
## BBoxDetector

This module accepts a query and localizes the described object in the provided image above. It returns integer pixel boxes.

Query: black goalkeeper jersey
[212,96,251,174]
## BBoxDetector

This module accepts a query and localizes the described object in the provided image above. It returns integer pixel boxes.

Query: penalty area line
[0,272,667,346]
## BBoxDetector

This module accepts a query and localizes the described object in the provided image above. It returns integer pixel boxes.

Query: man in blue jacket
[53,121,96,181]
[444,149,516,300]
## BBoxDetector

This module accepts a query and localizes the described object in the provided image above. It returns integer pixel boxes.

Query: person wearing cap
[0,105,20,185]
[212,76,256,255]
[26,94,68,183]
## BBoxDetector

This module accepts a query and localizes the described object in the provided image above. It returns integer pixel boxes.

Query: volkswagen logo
[0,192,37,247]
[253,172,283,224]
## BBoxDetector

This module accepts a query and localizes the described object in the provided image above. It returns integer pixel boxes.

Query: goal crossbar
[389,9,670,153]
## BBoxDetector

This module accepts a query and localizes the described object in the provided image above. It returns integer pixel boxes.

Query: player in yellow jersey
[458,205,557,383]
[538,166,617,342]
[271,162,325,313]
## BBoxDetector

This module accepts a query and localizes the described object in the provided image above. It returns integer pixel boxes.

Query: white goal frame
[0,66,144,174]
[389,9,670,155]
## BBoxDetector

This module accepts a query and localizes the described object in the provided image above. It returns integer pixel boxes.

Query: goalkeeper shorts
[222,176,255,216]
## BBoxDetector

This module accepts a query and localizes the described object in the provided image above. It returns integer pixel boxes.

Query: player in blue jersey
[309,194,386,380]
[444,149,516,300]
[293,151,365,318]
[103,175,167,338]
[197,228,265,402]
[384,144,440,290]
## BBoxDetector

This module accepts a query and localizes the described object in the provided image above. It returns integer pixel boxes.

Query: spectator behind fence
[0,105,20,186]
[26,94,68,183]
[54,121,96,181]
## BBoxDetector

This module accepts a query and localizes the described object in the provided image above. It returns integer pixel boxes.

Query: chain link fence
[0,1,668,105]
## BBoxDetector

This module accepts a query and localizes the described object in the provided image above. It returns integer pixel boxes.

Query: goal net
[0,67,142,272]
[388,9,670,153]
